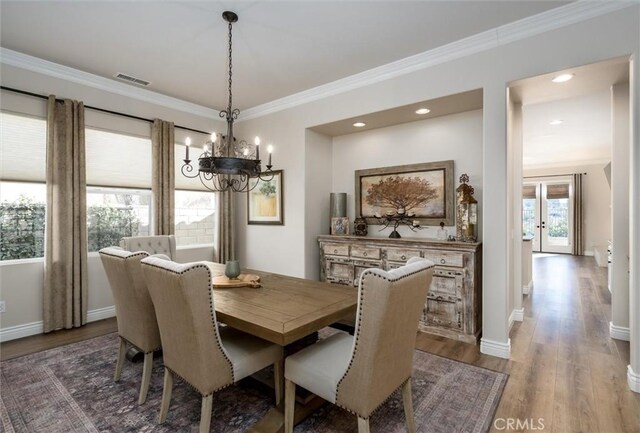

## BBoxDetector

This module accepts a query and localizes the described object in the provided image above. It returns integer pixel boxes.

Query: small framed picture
[247,170,284,225]
[331,217,350,236]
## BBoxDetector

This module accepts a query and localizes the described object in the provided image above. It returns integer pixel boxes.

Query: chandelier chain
[227,20,233,115]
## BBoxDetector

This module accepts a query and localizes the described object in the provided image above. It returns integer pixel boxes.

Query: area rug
[0,332,507,433]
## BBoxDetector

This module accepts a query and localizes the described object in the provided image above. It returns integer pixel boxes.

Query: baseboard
[584,250,594,256]
[0,305,116,343]
[522,280,533,295]
[509,308,525,330]
[609,322,631,341]
[628,365,640,393]
[480,337,511,359]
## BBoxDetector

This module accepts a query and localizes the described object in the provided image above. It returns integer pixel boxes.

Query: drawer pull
[440,258,446,264]
[401,255,406,260]
[334,249,338,253]
[363,252,367,257]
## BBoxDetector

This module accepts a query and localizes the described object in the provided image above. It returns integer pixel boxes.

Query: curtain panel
[152,119,175,235]
[572,173,584,256]
[44,96,88,333]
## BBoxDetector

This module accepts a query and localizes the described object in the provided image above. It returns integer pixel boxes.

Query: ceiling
[310,89,482,136]
[0,1,569,111]
[515,57,629,169]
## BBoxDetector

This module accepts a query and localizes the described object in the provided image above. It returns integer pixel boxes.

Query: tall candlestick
[267,144,273,166]
[254,136,260,160]
[185,137,191,160]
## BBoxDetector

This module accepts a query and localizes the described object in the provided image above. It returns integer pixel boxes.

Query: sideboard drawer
[351,245,381,260]
[386,248,421,262]
[423,251,465,268]
[323,243,349,257]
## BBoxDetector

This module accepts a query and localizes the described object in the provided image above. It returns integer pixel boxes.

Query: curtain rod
[0,86,212,136]
[523,173,587,179]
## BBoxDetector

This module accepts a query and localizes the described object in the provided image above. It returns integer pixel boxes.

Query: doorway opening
[523,176,573,253]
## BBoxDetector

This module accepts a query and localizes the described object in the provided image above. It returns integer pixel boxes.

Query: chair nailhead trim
[141,260,236,387]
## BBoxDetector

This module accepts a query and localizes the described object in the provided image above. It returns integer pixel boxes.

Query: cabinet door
[423,297,462,330]
[325,258,353,285]
[353,260,383,287]
[430,268,464,299]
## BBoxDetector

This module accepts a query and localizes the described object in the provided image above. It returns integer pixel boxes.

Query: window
[0,112,47,261]
[175,190,216,246]
[85,128,152,252]
[174,137,217,247]
[87,187,151,252]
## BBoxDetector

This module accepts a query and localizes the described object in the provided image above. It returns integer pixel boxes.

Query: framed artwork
[331,217,350,236]
[355,160,455,226]
[247,170,284,225]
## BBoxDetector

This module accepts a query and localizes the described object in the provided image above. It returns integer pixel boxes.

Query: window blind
[85,128,152,188]
[522,184,537,199]
[0,111,47,182]
[546,183,570,200]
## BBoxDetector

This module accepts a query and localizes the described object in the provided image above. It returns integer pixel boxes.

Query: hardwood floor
[2,255,638,432]
[416,254,640,433]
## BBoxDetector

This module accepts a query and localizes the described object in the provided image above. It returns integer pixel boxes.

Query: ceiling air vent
[114,72,151,87]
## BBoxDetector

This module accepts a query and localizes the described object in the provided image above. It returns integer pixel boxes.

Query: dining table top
[204,262,358,346]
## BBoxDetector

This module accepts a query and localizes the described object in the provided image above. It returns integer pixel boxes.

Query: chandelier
[181,11,274,192]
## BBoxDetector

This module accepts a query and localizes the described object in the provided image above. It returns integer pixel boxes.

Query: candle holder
[374,211,423,239]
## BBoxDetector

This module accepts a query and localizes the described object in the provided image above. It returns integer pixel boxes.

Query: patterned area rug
[1,332,507,432]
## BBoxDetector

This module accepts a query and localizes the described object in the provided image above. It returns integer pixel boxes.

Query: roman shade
[85,128,152,188]
[546,183,569,200]
[522,184,537,199]
[0,112,47,182]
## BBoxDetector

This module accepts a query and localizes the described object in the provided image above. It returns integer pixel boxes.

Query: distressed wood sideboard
[318,235,482,344]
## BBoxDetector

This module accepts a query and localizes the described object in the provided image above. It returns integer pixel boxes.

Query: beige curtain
[152,119,175,235]
[572,173,584,255]
[44,96,88,333]
[216,187,235,263]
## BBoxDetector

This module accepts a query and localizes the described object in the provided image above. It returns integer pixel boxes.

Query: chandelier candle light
[181,11,275,192]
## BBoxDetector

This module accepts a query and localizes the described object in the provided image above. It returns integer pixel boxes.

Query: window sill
[177,244,215,250]
[0,257,44,266]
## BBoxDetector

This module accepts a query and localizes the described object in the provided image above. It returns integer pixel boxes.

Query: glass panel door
[523,178,573,253]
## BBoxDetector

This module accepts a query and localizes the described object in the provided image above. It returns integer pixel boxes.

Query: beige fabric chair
[140,256,284,433]
[98,247,162,405]
[120,235,177,260]
[284,257,434,433]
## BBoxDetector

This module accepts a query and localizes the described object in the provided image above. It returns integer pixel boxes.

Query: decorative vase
[225,260,241,279]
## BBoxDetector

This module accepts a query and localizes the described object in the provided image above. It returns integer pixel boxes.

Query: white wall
[233,6,639,359]
[331,109,483,241]
[523,163,612,254]
[611,82,630,335]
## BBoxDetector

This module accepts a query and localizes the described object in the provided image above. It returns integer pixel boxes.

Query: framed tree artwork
[355,160,454,226]
[247,170,284,225]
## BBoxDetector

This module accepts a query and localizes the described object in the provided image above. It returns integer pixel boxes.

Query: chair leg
[138,352,153,405]
[199,394,213,433]
[274,360,284,405]
[114,338,126,382]
[357,416,370,433]
[284,379,296,433]
[158,368,174,424]
[402,379,416,433]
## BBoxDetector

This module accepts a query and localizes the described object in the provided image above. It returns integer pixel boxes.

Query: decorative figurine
[437,221,448,240]
[456,174,478,242]
[374,211,423,238]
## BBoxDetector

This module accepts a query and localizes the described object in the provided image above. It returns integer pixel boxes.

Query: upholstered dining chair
[120,235,177,260]
[98,247,162,405]
[140,256,284,433]
[284,257,434,433]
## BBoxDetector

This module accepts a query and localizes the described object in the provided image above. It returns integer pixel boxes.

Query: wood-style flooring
[2,254,639,432]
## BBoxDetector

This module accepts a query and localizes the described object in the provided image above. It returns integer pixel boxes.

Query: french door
[523,178,573,253]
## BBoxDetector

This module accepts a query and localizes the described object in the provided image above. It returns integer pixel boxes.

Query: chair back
[120,235,176,260]
[336,257,434,417]
[140,256,234,395]
[98,247,161,353]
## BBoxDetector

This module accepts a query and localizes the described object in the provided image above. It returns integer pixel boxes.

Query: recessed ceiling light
[415,108,431,115]
[552,73,574,83]
[549,119,564,125]
[353,122,366,127]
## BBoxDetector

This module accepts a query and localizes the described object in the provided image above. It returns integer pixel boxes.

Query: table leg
[248,397,325,433]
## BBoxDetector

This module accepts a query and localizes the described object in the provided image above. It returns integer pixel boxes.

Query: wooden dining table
[204,262,358,433]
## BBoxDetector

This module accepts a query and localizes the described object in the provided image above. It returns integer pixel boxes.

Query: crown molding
[0,48,219,119]
[240,1,634,121]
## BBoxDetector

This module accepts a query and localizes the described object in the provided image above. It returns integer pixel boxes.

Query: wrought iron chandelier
[181,11,274,192]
